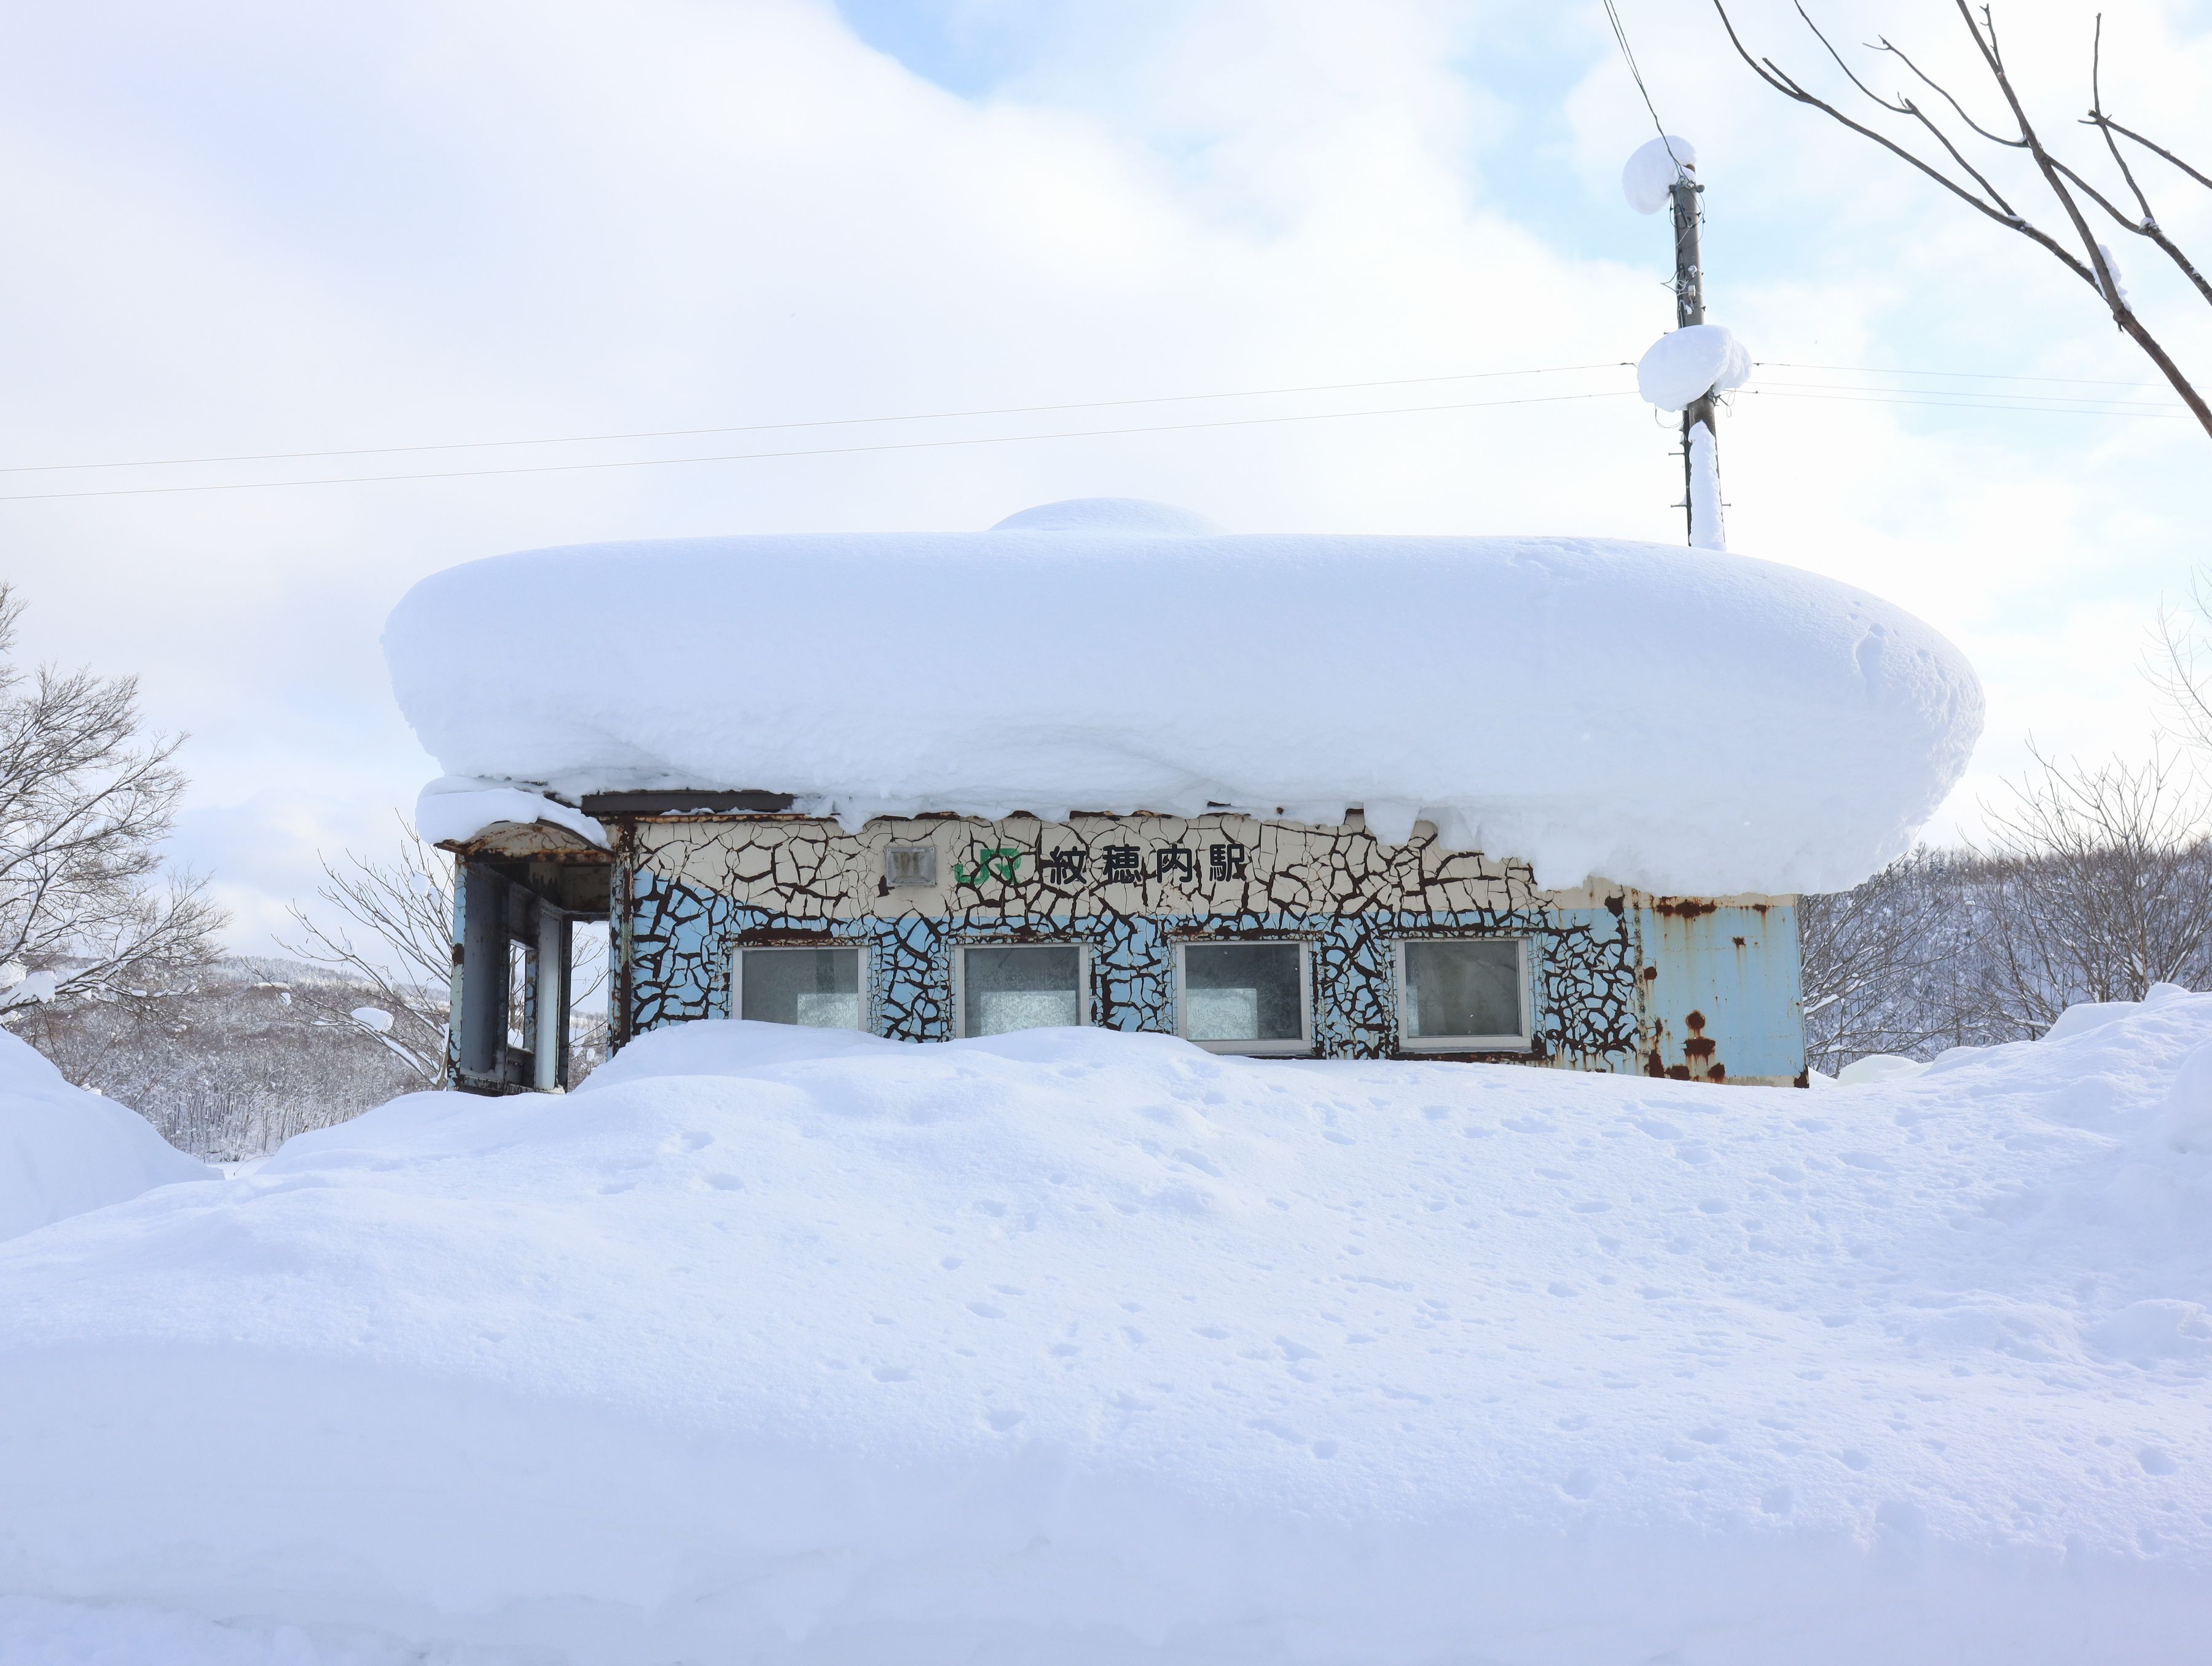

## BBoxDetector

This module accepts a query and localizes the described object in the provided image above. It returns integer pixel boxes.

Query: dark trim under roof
[580,789,796,816]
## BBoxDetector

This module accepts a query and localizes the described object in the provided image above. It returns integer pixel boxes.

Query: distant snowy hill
[4,995,2211,1661]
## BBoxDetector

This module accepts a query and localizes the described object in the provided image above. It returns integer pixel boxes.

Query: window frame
[729,942,871,1033]
[952,941,1094,1039]
[1393,936,1532,1053]
[1174,938,1314,1057]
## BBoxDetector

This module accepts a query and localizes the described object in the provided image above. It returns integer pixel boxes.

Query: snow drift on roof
[414,775,608,849]
[381,506,1983,895]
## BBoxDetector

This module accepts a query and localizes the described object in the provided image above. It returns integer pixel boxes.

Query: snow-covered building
[384,499,1982,1092]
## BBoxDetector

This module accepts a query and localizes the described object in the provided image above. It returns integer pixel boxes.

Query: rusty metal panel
[1632,900,1805,1085]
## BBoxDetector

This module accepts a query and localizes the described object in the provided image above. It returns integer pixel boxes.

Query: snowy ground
[5,998,2212,1663]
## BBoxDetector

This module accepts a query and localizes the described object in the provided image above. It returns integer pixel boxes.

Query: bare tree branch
[276,820,608,1089]
[1711,0,2212,440]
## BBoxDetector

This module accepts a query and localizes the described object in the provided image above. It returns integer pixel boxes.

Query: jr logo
[954,848,1024,885]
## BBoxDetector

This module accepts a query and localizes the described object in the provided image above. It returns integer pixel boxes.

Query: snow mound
[5,996,2212,1662]
[1623,134,1697,213]
[383,522,1982,895]
[414,775,606,848]
[0,1029,211,1242]
[1835,1052,1931,1085]
[1638,324,1751,411]
[990,497,1223,534]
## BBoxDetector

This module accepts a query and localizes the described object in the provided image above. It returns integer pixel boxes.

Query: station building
[393,499,1981,1097]
[441,800,1804,1092]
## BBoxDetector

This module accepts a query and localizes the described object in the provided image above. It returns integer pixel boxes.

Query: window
[959,944,1086,1036]
[1178,941,1310,1054]
[885,845,937,887]
[1397,938,1529,1049]
[735,946,866,1030]
[506,940,531,1052]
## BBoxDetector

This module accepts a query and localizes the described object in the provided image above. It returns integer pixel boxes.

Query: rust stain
[1654,898,1718,919]
[1676,1009,1725,1083]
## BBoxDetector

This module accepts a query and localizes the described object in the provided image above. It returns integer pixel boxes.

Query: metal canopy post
[457,860,509,1086]
[535,906,571,1090]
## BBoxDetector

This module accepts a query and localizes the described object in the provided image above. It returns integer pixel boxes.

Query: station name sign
[952,839,1248,888]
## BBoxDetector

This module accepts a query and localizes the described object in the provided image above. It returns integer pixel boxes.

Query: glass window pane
[1403,940,1521,1039]
[963,945,1083,1036]
[740,947,864,1029]
[1183,943,1304,1042]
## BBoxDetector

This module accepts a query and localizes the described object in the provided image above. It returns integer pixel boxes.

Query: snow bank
[0,1030,211,1242]
[1638,323,1751,411]
[414,775,606,848]
[5,996,2212,1662]
[383,512,1982,894]
[1622,134,1697,213]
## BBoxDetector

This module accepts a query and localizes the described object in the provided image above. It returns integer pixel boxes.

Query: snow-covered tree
[0,585,224,1020]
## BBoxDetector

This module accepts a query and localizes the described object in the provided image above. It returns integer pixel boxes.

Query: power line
[1738,385,2191,419]
[5,359,2165,483]
[0,388,1641,504]
[1600,0,1674,152]
[1754,361,2162,390]
[1743,378,2183,412]
[0,362,1631,477]
[0,359,2177,505]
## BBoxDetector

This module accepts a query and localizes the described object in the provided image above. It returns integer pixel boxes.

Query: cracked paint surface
[613,815,1682,1066]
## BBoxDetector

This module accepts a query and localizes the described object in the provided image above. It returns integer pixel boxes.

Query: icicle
[1687,420,1725,551]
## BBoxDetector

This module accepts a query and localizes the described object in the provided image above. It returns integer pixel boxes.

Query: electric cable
[0,361,1631,476]
[0,388,1642,503]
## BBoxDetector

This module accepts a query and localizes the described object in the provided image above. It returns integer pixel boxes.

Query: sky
[3,0,2208,958]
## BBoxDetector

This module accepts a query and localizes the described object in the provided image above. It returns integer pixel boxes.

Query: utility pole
[1670,171,1720,547]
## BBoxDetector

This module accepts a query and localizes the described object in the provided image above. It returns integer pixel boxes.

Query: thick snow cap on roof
[382,503,1983,896]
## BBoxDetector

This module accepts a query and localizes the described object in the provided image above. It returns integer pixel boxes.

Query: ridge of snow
[1638,324,1751,412]
[1623,134,1698,214]
[0,1030,211,1242]
[382,526,1982,896]
[4,993,2212,1660]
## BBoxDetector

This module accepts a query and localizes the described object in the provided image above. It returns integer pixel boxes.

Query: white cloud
[0,0,2205,952]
